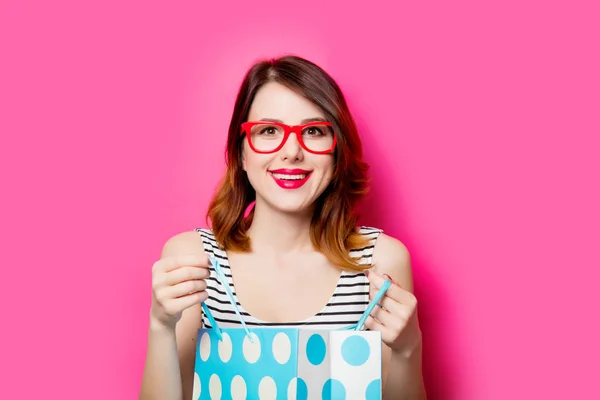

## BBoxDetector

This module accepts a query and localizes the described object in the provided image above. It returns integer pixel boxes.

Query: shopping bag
[193,256,391,400]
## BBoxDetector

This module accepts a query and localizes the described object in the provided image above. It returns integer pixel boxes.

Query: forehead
[247,82,325,124]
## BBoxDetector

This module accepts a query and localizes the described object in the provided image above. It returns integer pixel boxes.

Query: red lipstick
[268,169,312,189]
[269,169,311,174]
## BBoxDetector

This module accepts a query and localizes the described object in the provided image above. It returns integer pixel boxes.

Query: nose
[279,130,304,162]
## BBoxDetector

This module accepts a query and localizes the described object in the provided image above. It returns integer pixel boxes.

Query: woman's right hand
[149,253,211,330]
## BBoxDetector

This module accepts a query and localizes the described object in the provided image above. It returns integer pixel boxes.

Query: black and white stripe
[195,226,382,329]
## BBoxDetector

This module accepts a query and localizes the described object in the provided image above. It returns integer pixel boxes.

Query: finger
[363,316,397,344]
[164,279,208,299]
[366,270,415,305]
[164,291,208,314]
[369,304,407,331]
[163,266,211,286]
[369,286,412,318]
[154,253,210,273]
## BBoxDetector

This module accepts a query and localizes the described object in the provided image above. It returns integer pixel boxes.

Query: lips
[268,168,312,189]
[270,168,311,174]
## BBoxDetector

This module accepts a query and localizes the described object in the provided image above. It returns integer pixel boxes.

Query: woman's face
[242,81,335,215]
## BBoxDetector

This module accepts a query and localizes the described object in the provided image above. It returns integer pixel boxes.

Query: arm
[370,234,427,400]
[139,231,205,400]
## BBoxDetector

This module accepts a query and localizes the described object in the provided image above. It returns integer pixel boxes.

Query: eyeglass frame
[240,121,337,155]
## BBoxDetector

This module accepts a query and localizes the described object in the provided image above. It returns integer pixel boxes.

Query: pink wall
[1,0,599,398]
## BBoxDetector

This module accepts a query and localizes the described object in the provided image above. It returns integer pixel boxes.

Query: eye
[257,125,282,135]
[304,127,324,136]
[303,124,333,138]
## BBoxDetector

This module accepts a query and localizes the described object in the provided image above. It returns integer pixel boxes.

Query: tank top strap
[352,226,384,266]
[330,225,383,307]
[195,228,228,264]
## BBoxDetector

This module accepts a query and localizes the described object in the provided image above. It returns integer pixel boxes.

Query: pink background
[1,0,599,398]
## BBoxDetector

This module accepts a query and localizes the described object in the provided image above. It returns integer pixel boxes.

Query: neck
[246,199,315,254]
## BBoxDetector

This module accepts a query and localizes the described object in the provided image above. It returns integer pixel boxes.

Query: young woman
[140,55,426,399]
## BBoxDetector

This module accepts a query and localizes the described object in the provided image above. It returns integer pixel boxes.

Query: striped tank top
[195,226,383,329]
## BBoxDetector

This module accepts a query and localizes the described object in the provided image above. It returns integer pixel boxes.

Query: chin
[264,197,315,215]
[276,202,312,214]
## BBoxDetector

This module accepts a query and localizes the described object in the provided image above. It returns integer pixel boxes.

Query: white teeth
[271,173,308,180]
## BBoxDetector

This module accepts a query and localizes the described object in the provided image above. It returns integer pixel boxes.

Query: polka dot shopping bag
[193,257,391,400]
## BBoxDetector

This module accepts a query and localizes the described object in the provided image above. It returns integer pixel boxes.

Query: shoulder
[371,231,414,293]
[160,229,206,258]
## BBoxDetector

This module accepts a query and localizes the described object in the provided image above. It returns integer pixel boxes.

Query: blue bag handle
[339,278,392,331]
[201,256,254,342]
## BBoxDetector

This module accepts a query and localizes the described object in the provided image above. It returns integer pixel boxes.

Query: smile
[268,169,312,189]
[271,173,308,180]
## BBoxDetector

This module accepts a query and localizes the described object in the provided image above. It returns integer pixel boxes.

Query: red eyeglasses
[240,121,337,154]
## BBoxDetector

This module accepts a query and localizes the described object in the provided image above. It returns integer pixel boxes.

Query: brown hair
[206,55,372,271]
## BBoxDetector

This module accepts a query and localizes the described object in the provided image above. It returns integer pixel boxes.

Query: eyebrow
[258,117,327,124]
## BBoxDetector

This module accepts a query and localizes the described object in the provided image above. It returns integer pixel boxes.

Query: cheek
[242,142,262,172]
[243,149,271,176]
[320,156,335,179]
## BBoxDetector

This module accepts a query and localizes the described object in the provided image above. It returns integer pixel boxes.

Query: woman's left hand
[364,270,423,357]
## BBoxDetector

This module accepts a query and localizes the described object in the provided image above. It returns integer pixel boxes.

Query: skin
[139,82,427,399]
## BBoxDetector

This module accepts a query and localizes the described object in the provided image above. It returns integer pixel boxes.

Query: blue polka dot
[365,379,381,400]
[296,378,308,400]
[306,334,326,365]
[322,378,346,400]
[341,335,370,366]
